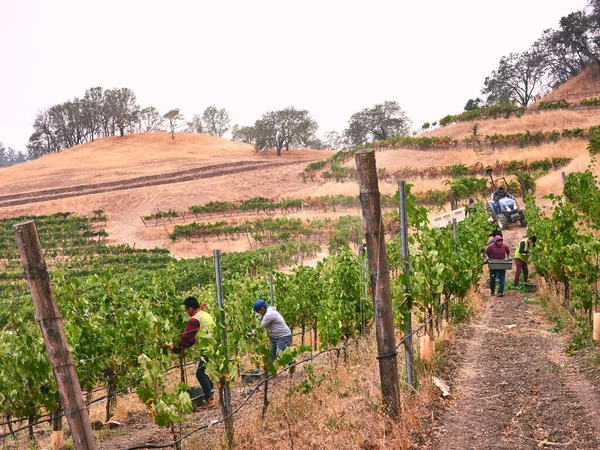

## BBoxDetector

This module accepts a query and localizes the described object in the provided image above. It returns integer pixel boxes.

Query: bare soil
[430,281,600,449]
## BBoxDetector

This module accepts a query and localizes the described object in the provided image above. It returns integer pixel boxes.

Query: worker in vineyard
[487,229,503,246]
[253,299,292,361]
[465,198,476,216]
[493,185,509,202]
[484,236,510,297]
[514,236,537,287]
[170,297,215,408]
[492,186,510,215]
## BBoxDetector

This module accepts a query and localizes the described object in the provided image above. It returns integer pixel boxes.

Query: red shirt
[173,304,206,353]
[484,240,510,260]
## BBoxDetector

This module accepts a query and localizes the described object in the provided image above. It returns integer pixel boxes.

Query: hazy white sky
[0,0,588,150]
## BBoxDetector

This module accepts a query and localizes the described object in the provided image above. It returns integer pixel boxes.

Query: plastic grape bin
[240,369,266,385]
[187,386,206,409]
[488,259,513,270]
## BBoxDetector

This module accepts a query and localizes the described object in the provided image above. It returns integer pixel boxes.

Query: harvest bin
[488,259,513,270]
[187,386,206,409]
[241,369,266,384]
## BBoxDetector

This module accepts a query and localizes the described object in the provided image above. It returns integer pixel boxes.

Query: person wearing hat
[253,299,292,361]
[484,235,511,297]
[465,198,476,216]
[492,186,510,214]
[170,296,215,408]
[487,229,503,246]
[514,236,537,287]
[493,185,509,202]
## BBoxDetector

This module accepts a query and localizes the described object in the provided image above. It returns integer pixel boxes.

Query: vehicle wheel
[519,212,527,227]
[497,214,509,230]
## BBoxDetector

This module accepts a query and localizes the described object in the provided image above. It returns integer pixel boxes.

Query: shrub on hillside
[537,99,570,110]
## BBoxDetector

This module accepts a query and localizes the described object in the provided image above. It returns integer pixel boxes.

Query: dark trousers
[196,359,214,400]
[514,258,528,285]
[490,269,506,295]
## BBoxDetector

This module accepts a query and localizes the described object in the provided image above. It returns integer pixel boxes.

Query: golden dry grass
[422,109,600,139]
[535,150,600,198]
[538,65,600,104]
[533,282,574,330]
[0,132,325,194]
[205,331,446,450]
[351,140,589,175]
[0,133,339,256]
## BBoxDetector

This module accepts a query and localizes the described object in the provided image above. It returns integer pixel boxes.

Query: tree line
[4,88,412,162]
[22,86,234,160]
[231,100,411,155]
[478,0,600,108]
[0,142,26,168]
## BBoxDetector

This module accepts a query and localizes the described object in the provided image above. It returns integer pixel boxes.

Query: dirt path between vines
[432,286,600,449]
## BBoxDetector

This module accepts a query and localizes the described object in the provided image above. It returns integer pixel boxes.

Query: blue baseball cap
[253,299,267,312]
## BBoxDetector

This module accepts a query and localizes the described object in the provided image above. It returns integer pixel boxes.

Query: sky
[0,0,589,151]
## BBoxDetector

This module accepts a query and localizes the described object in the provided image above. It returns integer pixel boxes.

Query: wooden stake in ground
[398,180,415,389]
[355,150,401,419]
[214,250,234,447]
[13,220,98,450]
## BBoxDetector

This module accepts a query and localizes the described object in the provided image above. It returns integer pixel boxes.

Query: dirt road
[433,279,600,448]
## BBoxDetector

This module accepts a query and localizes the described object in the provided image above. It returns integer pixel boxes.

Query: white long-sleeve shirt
[260,306,291,338]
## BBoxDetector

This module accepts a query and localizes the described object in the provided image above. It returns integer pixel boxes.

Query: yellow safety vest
[514,238,531,263]
[192,309,215,339]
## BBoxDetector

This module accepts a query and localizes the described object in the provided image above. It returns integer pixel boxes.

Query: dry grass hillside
[0,132,315,195]
[0,132,365,256]
[366,67,600,201]
[342,140,588,173]
[539,64,600,103]
[3,67,600,257]
[422,109,600,139]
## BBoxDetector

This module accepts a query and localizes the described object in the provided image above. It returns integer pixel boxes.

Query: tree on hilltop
[0,142,26,167]
[482,49,547,107]
[202,107,231,138]
[253,107,318,156]
[139,107,164,132]
[464,98,482,111]
[535,12,593,87]
[344,101,411,146]
[48,99,88,148]
[25,86,142,159]
[104,88,139,137]
[586,0,600,59]
[231,124,256,144]
[185,114,204,133]
[163,109,184,140]
[83,87,105,141]
[323,131,349,150]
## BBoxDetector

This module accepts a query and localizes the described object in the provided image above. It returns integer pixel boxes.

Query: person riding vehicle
[492,186,511,214]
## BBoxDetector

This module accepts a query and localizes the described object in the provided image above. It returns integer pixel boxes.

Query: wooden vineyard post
[269,273,275,306]
[449,190,457,211]
[398,180,415,389]
[355,150,401,418]
[13,221,98,450]
[52,401,64,450]
[562,171,567,187]
[452,218,458,255]
[447,218,459,321]
[179,352,186,384]
[518,170,527,201]
[214,250,234,448]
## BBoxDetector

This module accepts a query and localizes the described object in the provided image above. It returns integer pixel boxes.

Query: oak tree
[163,109,184,140]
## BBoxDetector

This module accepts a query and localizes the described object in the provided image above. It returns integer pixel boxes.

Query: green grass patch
[567,324,592,355]
[450,297,473,324]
